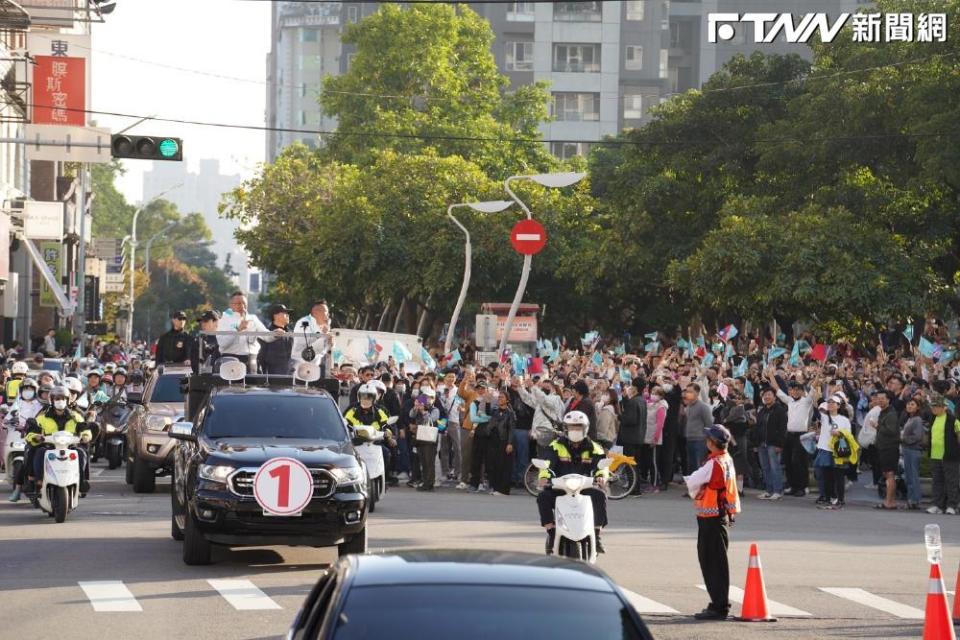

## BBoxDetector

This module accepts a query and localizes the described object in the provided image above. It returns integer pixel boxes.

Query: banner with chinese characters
[26,33,91,126]
[39,241,63,308]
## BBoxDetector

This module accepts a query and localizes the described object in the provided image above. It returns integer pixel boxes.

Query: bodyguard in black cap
[258,303,293,374]
[191,310,221,374]
[156,311,193,365]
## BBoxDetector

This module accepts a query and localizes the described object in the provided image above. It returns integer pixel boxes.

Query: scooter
[98,402,132,470]
[353,416,397,513]
[1,410,26,485]
[33,429,94,523]
[532,457,611,564]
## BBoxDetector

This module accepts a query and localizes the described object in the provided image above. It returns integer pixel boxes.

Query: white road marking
[515,233,542,241]
[208,579,282,611]
[697,584,811,617]
[91,468,105,477]
[621,588,679,614]
[819,587,924,619]
[79,581,142,612]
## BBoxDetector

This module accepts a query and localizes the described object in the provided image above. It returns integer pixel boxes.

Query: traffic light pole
[73,165,88,339]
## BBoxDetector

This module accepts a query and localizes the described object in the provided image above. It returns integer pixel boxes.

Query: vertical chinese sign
[39,241,62,308]
[27,33,90,126]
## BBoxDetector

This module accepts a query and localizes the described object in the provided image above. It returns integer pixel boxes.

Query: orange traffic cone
[952,559,960,624]
[735,543,777,622]
[924,563,956,640]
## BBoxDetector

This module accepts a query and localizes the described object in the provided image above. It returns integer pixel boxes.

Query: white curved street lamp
[444,200,515,356]
[498,172,586,356]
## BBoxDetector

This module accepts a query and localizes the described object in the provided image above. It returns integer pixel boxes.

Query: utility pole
[73,165,88,338]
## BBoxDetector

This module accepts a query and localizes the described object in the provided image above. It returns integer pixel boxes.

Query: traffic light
[111,135,183,161]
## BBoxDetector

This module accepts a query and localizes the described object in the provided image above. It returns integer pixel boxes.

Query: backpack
[833,433,852,459]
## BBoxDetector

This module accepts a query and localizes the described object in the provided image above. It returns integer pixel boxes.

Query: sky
[90,0,271,204]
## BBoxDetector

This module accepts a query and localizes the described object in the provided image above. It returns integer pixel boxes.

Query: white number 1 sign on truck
[254,457,314,516]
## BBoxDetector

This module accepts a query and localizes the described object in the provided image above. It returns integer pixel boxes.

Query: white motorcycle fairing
[37,431,81,522]
[551,474,598,564]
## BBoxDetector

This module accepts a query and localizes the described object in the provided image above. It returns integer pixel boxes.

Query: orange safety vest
[693,452,741,519]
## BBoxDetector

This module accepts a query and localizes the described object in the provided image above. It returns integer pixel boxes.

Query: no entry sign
[254,457,314,516]
[510,219,547,256]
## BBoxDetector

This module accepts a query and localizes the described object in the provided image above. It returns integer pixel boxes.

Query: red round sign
[510,219,547,256]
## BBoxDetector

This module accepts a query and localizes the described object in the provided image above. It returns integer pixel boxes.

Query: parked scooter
[1,409,26,485]
[32,428,96,523]
[353,416,397,513]
[532,457,611,564]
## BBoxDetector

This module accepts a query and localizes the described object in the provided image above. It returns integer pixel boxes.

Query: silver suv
[125,366,189,493]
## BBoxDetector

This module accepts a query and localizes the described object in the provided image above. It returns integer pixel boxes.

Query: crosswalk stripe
[696,584,811,617]
[620,588,679,614]
[818,587,924,619]
[79,581,142,612]
[208,579,282,611]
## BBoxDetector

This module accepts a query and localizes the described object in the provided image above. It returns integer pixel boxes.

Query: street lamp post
[127,183,182,345]
[144,221,178,343]
[498,172,586,357]
[444,200,514,356]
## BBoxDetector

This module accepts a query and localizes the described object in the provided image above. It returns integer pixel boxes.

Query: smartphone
[417,394,428,405]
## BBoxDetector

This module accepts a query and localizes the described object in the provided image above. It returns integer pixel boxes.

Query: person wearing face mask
[6,378,43,502]
[410,385,441,492]
[23,386,93,498]
[468,385,495,493]
[518,377,566,458]
[110,369,128,403]
[401,379,422,487]
[437,372,462,484]
[618,382,647,495]
[643,385,669,491]
[344,382,399,487]
[536,411,609,555]
[487,389,516,495]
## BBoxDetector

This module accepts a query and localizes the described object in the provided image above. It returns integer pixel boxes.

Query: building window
[299,111,307,126]
[554,1,602,22]
[623,93,643,119]
[506,41,534,71]
[624,45,643,70]
[625,0,645,20]
[661,0,670,29]
[347,6,359,23]
[669,66,679,93]
[553,43,601,73]
[300,29,318,43]
[506,1,535,21]
[249,272,261,294]
[659,49,669,79]
[553,92,600,121]
[550,141,592,160]
[670,22,682,48]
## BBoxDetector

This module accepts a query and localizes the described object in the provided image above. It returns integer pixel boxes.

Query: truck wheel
[337,527,367,556]
[182,512,212,565]
[125,457,134,485]
[52,486,68,523]
[170,482,185,541]
[132,458,156,494]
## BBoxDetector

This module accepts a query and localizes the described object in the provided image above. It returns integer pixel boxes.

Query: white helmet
[563,411,589,428]
[372,380,386,395]
[10,361,28,375]
[64,377,84,396]
[358,382,378,399]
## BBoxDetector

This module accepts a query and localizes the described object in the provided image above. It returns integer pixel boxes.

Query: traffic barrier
[924,563,956,640]
[735,543,777,622]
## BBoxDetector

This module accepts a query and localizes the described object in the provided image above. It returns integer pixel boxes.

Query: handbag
[416,422,439,443]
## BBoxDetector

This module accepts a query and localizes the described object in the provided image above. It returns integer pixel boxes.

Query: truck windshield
[203,393,347,441]
[150,374,185,403]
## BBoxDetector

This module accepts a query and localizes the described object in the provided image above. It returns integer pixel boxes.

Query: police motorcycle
[532,456,612,564]
[1,408,26,485]
[353,415,397,513]
[31,424,99,523]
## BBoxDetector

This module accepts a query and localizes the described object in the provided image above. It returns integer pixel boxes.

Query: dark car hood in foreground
[201,437,356,468]
[348,550,615,592]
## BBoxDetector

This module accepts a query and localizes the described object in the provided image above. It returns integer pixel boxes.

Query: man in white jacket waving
[518,376,566,457]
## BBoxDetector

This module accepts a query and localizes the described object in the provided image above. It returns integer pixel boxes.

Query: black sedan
[287,550,655,640]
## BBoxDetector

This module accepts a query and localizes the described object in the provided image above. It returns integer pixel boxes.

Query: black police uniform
[156,328,192,364]
[536,436,608,528]
[258,324,293,375]
[190,335,221,375]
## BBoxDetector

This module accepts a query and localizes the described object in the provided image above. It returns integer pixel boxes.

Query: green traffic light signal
[159,138,179,159]
[111,134,183,161]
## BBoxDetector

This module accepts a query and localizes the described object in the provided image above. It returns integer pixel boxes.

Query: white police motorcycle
[354,416,397,513]
[2,409,26,484]
[33,430,91,523]
[532,457,611,564]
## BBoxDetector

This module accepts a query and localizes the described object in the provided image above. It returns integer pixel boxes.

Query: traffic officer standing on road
[191,310,221,374]
[258,304,294,375]
[684,424,741,621]
[156,311,192,365]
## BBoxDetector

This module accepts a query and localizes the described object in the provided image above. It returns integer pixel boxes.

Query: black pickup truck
[169,372,368,565]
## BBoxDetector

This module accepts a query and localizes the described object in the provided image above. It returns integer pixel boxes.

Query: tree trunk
[392,297,406,333]
[377,299,393,332]
[416,293,434,340]
[360,311,370,331]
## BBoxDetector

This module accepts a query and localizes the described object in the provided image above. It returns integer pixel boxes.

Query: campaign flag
[939,350,956,365]
[702,353,715,368]
[529,357,544,374]
[696,336,706,349]
[767,347,787,363]
[512,352,527,375]
[536,338,544,351]
[919,337,938,358]
[789,341,801,366]
[645,341,660,354]
[694,346,707,359]
[903,325,915,342]
[393,341,413,363]
[74,340,83,359]
[542,339,554,356]
[712,342,723,354]
[744,380,755,400]
[366,335,383,361]
[550,350,562,364]
[644,331,658,341]
[810,344,828,363]
[332,348,345,365]
[614,344,626,356]
[446,349,462,363]
[581,331,599,349]
[719,324,738,342]
[421,347,437,371]
[777,332,786,343]
[797,339,811,354]
[591,351,603,366]
[724,342,735,361]
[677,338,689,350]
[734,358,748,378]
[619,368,632,383]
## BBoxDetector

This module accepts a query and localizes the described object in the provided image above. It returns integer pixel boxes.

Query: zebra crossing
[75,578,933,620]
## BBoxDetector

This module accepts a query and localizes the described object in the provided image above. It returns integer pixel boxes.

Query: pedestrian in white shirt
[768,370,820,497]
[517,377,565,457]
[217,291,269,373]
[291,300,332,367]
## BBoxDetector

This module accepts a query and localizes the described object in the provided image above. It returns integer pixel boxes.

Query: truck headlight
[199,464,234,483]
[330,466,366,487]
[146,415,172,432]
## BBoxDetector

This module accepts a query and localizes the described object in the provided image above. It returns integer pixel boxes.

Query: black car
[169,374,367,565]
[287,550,656,640]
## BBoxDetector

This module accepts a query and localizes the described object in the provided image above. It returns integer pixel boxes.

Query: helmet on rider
[372,380,386,396]
[562,410,590,444]
[64,376,83,401]
[49,385,70,411]
[358,382,378,409]
[103,362,117,374]
[19,377,38,400]
[38,384,52,405]
[10,361,28,376]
